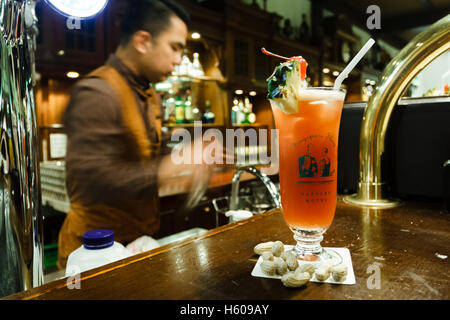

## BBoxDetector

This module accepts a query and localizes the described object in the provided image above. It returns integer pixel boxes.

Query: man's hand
[157,137,214,189]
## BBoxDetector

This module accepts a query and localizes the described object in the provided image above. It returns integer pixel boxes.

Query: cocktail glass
[270,87,346,265]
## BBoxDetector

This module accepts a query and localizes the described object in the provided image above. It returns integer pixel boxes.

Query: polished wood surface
[5,197,450,300]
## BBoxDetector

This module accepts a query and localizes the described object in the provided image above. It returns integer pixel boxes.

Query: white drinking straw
[334,38,376,90]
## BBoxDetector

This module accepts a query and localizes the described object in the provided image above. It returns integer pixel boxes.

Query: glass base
[289,226,342,267]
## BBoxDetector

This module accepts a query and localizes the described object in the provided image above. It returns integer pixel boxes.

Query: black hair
[120,0,190,46]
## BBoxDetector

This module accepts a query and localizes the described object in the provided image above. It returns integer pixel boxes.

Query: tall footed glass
[271,87,346,266]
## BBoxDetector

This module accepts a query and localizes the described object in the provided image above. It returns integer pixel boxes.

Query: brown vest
[57,66,161,269]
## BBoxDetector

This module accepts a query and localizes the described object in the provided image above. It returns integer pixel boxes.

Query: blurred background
[34,0,450,139]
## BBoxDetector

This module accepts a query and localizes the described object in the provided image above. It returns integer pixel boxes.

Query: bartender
[57,0,208,269]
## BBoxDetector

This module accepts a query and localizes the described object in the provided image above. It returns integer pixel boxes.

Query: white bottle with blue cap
[65,230,132,276]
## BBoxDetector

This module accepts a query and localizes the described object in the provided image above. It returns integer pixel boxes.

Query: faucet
[344,14,450,208]
[230,166,280,210]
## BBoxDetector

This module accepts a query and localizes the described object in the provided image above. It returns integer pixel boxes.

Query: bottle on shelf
[179,50,191,76]
[241,97,251,124]
[236,99,246,124]
[172,64,179,76]
[165,90,176,125]
[184,90,194,123]
[175,94,185,124]
[231,97,239,125]
[192,106,202,122]
[192,93,202,122]
[202,100,215,124]
[245,97,256,124]
[191,52,204,78]
[247,112,256,124]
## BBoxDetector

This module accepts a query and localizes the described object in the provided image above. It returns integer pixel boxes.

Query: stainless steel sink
[212,176,280,226]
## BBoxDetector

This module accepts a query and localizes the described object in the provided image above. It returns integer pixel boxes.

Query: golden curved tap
[344,14,450,208]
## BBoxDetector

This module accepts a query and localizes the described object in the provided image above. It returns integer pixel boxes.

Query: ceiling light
[67,71,80,79]
[249,91,257,96]
[370,80,376,86]
[332,71,339,77]
[191,32,201,40]
[45,0,108,19]
[57,50,65,56]
[322,68,330,74]
[235,90,244,95]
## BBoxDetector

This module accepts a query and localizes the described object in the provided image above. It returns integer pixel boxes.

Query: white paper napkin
[251,245,356,285]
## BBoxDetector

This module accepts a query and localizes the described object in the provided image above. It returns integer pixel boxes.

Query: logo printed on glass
[295,133,336,182]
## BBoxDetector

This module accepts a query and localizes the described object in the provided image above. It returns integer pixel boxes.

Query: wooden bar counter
[5,197,450,300]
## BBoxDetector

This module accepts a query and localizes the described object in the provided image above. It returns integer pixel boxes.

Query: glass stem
[291,227,326,259]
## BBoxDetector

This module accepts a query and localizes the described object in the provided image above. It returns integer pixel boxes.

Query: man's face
[139,15,187,83]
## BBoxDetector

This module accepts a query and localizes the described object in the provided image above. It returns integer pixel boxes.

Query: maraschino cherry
[261,47,308,81]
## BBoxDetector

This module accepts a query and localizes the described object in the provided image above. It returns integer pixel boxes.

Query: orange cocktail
[271,87,345,262]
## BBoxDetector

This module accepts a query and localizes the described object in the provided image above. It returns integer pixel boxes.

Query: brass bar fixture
[344,14,450,208]
[0,0,43,298]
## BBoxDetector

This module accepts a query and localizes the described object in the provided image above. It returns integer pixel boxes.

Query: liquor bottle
[191,52,204,78]
[192,106,202,122]
[163,93,170,122]
[179,50,191,76]
[247,112,256,124]
[231,97,239,125]
[245,97,256,124]
[165,90,176,124]
[241,97,251,124]
[202,100,215,124]
[172,64,179,76]
[175,95,185,124]
[236,99,246,124]
[184,91,194,123]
